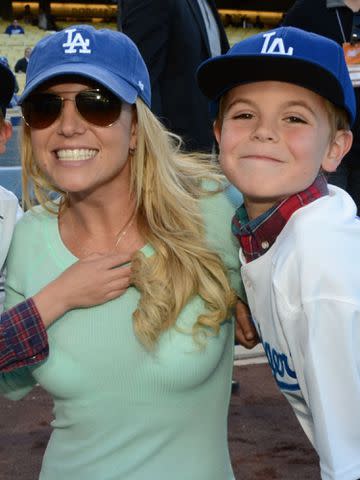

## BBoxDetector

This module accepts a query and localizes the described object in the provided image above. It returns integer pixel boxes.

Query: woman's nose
[56,98,86,136]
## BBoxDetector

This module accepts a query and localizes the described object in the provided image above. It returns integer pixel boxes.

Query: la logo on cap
[261,31,293,56]
[62,28,91,54]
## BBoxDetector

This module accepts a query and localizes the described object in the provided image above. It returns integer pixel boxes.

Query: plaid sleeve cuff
[0,298,49,372]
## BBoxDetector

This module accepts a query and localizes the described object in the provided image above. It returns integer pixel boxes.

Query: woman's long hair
[21,98,236,349]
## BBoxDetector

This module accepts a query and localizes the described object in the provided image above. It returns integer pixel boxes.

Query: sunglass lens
[76,90,122,127]
[22,93,62,129]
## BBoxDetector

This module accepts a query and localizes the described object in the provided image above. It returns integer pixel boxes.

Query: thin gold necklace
[67,209,137,255]
[113,211,136,249]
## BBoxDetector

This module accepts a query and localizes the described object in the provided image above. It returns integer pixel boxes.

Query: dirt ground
[0,363,320,480]
[229,364,320,479]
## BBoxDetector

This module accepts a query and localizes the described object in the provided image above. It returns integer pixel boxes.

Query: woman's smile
[55,148,99,162]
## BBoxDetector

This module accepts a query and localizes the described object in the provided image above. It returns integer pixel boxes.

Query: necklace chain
[114,212,136,249]
[66,208,137,256]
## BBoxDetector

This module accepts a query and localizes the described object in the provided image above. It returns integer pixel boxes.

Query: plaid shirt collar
[232,174,329,263]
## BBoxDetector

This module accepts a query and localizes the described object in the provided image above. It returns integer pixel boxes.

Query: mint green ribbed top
[1,189,241,480]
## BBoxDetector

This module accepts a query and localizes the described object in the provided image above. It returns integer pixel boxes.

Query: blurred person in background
[121,0,229,152]
[5,19,25,35]
[22,4,35,25]
[15,47,32,74]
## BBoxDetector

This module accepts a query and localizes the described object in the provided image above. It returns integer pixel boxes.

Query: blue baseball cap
[0,57,15,116]
[19,25,151,107]
[197,27,356,126]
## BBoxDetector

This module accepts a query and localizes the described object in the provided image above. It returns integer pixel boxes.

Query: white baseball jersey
[0,185,22,311]
[241,186,360,480]
[0,185,21,271]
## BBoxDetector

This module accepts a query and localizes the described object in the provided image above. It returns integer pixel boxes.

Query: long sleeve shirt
[0,298,48,372]
[1,187,241,480]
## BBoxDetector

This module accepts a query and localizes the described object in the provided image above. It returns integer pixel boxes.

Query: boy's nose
[251,121,278,142]
[252,133,275,141]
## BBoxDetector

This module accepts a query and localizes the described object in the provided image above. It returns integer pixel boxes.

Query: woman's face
[29,80,137,198]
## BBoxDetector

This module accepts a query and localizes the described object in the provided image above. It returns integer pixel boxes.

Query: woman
[0,59,131,372]
[1,26,241,480]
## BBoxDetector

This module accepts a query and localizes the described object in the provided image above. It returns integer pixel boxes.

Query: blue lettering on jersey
[263,341,300,391]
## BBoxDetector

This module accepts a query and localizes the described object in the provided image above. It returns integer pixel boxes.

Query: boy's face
[0,116,12,154]
[214,81,352,219]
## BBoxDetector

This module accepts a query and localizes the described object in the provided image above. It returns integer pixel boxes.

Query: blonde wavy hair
[21,98,236,349]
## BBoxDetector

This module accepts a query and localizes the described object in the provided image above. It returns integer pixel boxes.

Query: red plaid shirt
[0,298,48,372]
[232,175,329,263]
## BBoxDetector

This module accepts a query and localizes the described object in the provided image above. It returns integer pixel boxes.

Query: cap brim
[0,62,15,115]
[197,55,351,123]
[19,63,139,105]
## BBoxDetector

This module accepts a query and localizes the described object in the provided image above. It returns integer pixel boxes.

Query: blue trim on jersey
[275,379,301,391]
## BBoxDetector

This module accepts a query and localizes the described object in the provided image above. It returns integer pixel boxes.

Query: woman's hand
[33,252,132,327]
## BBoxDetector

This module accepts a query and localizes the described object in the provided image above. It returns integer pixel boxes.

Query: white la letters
[62,29,91,54]
[261,31,294,56]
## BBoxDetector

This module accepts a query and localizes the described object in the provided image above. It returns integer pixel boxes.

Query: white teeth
[56,149,97,161]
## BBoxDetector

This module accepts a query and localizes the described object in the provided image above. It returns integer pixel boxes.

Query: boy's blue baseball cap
[197,26,356,126]
[0,58,15,116]
[19,25,151,107]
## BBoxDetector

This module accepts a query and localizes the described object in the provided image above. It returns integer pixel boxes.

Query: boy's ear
[322,130,353,173]
[0,121,13,154]
[213,119,221,145]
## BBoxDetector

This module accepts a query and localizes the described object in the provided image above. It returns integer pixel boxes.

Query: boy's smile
[214,81,352,219]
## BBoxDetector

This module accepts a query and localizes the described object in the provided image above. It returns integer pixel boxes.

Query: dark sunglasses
[21,88,122,129]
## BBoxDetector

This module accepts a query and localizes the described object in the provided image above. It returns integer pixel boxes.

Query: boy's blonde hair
[323,99,350,140]
[21,99,236,349]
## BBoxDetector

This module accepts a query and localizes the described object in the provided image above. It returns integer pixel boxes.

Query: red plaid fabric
[0,298,48,372]
[232,175,329,263]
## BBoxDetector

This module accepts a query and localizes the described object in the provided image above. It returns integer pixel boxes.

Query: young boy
[0,61,131,372]
[198,27,360,479]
